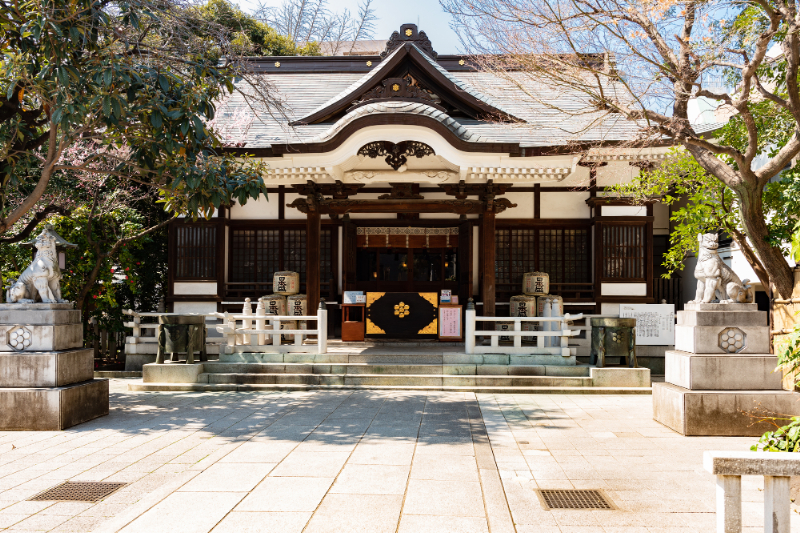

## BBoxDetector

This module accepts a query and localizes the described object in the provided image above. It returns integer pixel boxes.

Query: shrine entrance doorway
[353,247,460,296]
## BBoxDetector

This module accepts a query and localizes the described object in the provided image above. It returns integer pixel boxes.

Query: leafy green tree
[197,0,320,56]
[611,149,800,288]
[442,0,800,298]
[0,0,277,241]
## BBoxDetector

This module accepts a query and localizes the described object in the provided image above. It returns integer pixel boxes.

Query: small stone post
[317,301,327,354]
[465,299,476,354]
[256,298,267,346]
[242,298,252,346]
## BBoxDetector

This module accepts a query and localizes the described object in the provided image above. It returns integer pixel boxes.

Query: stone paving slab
[0,379,797,532]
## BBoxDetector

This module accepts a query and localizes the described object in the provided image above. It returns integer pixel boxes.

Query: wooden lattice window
[601,223,646,280]
[495,226,591,299]
[229,229,280,283]
[228,226,333,295]
[175,225,217,280]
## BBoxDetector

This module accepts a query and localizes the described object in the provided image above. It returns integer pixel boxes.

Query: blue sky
[234,0,464,54]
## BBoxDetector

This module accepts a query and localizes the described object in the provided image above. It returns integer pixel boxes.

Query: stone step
[129,382,653,394]
[201,362,590,377]
[198,372,593,387]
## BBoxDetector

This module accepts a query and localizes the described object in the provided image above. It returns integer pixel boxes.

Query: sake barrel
[280,320,297,342]
[273,271,300,295]
[287,294,307,317]
[260,294,287,316]
[287,294,308,332]
[537,295,564,317]
[510,295,538,343]
[495,321,514,343]
[522,271,549,295]
[510,295,537,318]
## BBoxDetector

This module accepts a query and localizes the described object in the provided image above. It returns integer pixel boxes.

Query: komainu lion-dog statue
[5,229,68,304]
[689,233,755,304]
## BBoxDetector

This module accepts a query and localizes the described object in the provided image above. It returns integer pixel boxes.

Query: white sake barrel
[510,295,538,343]
[287,294,307,316]
[495,321,514,343]
[537,295,564,317]
[260,294,287,316]
[273,271,300,295]
[287,294,308,333]
[281,320,297,342]
[522,272,549,295]
[510,295,537,318]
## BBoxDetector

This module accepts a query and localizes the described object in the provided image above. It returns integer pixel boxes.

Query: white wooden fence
[212,302,327,354]
[465,307,582,356]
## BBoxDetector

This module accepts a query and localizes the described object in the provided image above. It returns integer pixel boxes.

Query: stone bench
[704,451,800,533]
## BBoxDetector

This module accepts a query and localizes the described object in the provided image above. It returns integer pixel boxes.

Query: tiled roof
[305,101,484,144]
[219,64,657,150]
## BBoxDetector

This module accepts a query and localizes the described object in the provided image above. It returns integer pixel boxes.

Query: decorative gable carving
[351,75,442,112]
[382,24,437,60]
[357,141,436,171]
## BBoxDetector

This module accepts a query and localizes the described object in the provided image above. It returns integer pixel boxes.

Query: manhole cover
[29,482,126,502]
[537,489,614,510]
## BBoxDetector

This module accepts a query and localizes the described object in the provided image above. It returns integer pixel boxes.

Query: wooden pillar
[307,210,321,313]
[481,210,496,317]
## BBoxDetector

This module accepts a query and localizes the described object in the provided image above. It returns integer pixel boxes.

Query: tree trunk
[737,188,794,299]
[728,227,770,290]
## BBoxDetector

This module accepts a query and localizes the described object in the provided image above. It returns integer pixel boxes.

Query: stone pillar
[0,303,109,430]
[653,302,797,436]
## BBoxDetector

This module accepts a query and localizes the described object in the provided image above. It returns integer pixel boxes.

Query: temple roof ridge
[290,34,523,126]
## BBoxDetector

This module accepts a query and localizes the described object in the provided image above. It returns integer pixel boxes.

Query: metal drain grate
[29,482,126,502]
[537,489,614,510]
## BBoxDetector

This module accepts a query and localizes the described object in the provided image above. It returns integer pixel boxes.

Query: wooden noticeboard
[438,304,463,341]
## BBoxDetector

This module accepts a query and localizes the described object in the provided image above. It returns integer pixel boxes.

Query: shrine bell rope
[357,227,459,248]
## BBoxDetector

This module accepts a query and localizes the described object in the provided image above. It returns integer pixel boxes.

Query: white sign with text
[619,304,675,345]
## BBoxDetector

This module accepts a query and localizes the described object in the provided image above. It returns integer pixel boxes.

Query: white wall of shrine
[540,192,591,219]
[229,196,279,219]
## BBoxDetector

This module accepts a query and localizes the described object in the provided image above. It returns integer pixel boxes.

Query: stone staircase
[130,349,652,394]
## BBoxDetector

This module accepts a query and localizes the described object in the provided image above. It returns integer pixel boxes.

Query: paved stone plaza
[0,380,795,532]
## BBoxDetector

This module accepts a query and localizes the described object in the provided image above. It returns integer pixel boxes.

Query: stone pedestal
[0,303,108,430]
[654,303,798,436]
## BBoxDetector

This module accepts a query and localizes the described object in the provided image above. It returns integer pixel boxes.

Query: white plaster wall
[540,192,591,219]
[284,193,306,220]
[172,302,217,314]
[654,202,669,235]
[600,303,622,316]
[603,205,646,217]
[601,283,647,296]
[595,161,641,187]
[498,191,533,219]
[174,282,218,295]
[230,196,279,220]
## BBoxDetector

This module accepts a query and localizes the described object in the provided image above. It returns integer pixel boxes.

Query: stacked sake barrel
[259,271,305,341]
[496,272,564,345]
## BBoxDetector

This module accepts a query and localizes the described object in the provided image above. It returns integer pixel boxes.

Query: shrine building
[167,24,704,337]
